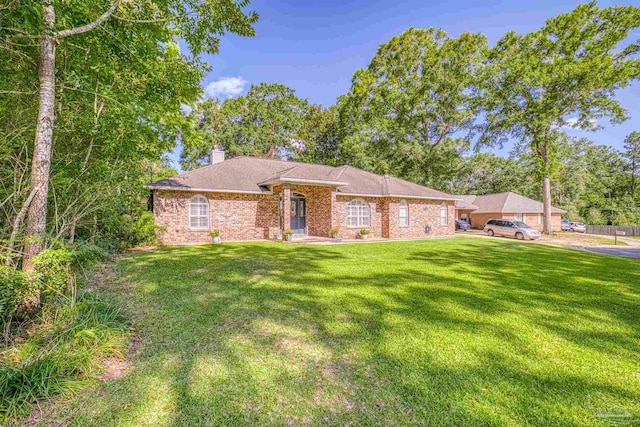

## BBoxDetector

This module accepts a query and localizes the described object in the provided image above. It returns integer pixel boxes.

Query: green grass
[51,238,639,426]
[1,292,130,422]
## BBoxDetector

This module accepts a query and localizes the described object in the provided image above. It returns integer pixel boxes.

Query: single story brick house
[454,192,565,231]
[147,149,458,244]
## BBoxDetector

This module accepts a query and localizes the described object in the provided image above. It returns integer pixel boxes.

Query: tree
[454,153,529,196]
[624,131,640,198]
[338,28,488,189]
[294,105,342,165]
[3,0,257,270]
[182,83,308,168]
[480,2,640,234]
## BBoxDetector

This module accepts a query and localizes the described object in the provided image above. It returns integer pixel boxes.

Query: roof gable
[463,192,565,214]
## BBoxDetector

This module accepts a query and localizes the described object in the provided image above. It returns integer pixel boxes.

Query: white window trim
[440,203,448,226]
[346,198,371,228]
[188,195,210,230]
[399,200,409,227]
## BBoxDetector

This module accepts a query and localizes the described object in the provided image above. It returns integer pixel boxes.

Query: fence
[585,225,640,237]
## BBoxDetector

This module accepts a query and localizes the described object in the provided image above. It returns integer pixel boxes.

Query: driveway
[583,247,640,259]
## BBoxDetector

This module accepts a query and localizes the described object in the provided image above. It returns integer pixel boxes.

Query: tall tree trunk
[542,148,553,235]
[22,1,56,271]
[632,157,636,199]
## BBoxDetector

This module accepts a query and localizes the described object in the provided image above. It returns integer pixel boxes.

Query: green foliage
[0,267,29,327]
[624,131,640,198]
[209,229,220,238]
[0,292,130,422]
[123,211,159,248]
[337,28,488,189]
[32,249,73,302]
[182,83,309,168]
[71,242,111,267]
[479,2,640,231]
[99,210,159,250]
[0,0,257,259]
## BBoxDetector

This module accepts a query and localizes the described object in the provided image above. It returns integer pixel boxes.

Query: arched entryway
[290,192,306,234]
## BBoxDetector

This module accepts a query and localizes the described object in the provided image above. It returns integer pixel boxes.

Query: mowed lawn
[58,238,639,426]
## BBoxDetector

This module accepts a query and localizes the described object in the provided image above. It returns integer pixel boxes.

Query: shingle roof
[455,192,565,214]
[148,156,457,200]
[454,195,479,210]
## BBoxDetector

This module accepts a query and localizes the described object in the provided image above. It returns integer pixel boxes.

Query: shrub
[128,211,158,247]
[99,209,158,250]
[31,248,73,302]
[209,229,220,238]
[359,228,370,235]
[0,266,29,329]
[71,242,110,267]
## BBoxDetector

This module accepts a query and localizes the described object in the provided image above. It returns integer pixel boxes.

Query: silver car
[568,222,586,233]
[483,219,541,240]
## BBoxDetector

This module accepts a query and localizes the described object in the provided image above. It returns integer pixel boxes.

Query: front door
[290,194,306,234]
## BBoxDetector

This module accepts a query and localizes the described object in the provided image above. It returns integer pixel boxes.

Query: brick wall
[386,198,456,238]
[154,189,457,244]
[334,195,385,239]
[334,196,455,239]
[153,190,280,244]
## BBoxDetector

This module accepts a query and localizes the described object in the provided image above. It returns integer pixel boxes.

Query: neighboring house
[454,192,565,231]
[147,148,458,244]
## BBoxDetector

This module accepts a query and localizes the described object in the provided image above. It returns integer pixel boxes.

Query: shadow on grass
[61,239,640,427]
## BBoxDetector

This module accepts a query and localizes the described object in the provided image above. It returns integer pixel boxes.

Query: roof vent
[210,145,225,165]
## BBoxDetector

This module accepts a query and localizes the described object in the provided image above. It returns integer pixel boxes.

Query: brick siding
[385,198,456,238]
[153,190,280,244]
[153,188,456,244]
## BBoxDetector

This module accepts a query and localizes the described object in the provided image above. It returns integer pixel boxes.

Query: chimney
[210,145,225,165]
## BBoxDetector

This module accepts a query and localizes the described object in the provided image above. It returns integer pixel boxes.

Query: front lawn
[51,239,639,426]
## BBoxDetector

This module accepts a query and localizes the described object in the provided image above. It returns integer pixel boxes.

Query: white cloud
[204,76,248,99]
[563,117,598,129]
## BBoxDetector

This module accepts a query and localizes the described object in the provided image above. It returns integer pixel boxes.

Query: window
[440,203,448,226]
[189,195,209,229]
[399,200,409,227]
[346,199,371,227]
[515,213,523,221]
[537,213,542,224]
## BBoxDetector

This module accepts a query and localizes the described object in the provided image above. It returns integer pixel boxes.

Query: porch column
[282,185,291,233]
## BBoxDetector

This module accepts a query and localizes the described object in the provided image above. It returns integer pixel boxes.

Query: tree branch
[56,0,120,39]
[111,11,195,24]
[0,90,36,95]
[5,188,37,266]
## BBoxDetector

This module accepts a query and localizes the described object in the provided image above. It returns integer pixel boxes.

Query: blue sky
[174,0,639,166]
